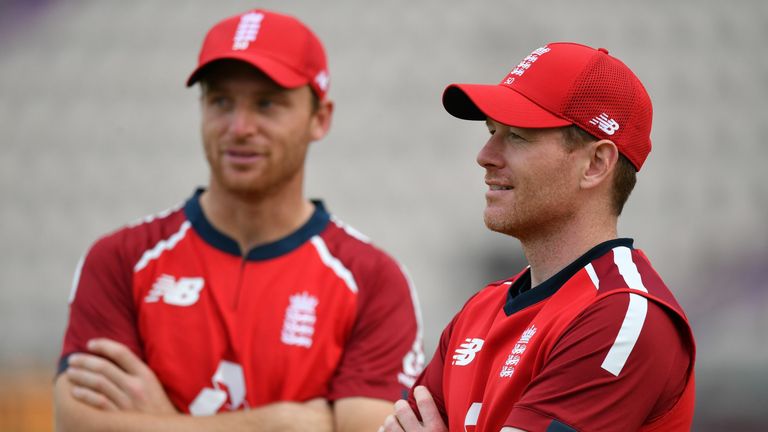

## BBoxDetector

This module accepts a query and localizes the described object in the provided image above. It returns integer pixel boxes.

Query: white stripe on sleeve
[612,246,648,293]
[397,264,426,387]
[310,236,358,293]
[601,246,650,376]
[601,293,648,376]
[134,221,192,272]
[68,255,86,304]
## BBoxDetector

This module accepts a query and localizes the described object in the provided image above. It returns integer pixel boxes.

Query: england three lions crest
[280,292,318,348]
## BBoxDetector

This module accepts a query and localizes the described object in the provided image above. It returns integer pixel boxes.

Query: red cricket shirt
[411,238,695,431]
[60,189,424,414]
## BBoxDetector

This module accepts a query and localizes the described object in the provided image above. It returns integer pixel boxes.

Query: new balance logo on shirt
[145,274,204,306]
[452,338,485,366]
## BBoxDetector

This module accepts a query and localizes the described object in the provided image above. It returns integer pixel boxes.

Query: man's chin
[217,178,269,196]
[485,207,528,237]
[484,213,511,235]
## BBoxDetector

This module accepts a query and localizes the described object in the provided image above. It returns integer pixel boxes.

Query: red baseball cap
[186,9,330,99]
[443,42,653,170]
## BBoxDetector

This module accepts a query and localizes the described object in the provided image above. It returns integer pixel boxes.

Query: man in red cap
[380,42,695,431]
[54,9,424,431]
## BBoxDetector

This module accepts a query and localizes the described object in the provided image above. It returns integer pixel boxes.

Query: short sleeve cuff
[506,406,578,432]
[326,376,406,402]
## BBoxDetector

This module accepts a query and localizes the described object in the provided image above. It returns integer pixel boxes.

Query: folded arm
[55,375,333,432]
[55,338,333,432]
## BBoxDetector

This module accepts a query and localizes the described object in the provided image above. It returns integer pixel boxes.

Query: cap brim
[186,53,309,88]
[442,84,572,128]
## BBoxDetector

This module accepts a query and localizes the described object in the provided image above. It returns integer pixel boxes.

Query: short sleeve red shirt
[410,238,695,432]
[60,189,425,414]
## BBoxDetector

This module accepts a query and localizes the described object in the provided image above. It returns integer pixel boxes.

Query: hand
[65,338,177,415]
[379,386,447,432]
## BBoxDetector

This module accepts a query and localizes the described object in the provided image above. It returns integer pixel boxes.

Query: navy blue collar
[183,188,331,261]
[503,238,634,316]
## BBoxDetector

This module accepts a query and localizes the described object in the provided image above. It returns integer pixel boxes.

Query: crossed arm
[55,338,393,432]
[377,386,526,432]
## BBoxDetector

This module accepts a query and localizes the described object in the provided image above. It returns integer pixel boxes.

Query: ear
[309,98,334,142]
[580,139,619,190]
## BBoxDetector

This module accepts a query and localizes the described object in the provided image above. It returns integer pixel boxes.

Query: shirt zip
[232,256,247,311]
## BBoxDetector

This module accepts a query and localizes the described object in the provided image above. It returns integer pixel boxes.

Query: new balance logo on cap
[589,113,620,135]
[232,12,264,50]
[452,338,484,366]
[315,70,330,92]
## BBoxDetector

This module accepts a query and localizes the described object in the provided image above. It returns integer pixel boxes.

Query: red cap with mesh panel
[442,42,653,170]
[186,9,330,99]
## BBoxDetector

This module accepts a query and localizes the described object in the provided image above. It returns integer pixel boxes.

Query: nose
[476,135,504,170]
[228,106,258,140]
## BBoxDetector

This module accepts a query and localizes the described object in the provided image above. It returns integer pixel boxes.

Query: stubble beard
[213,165,303,201]
[207,143,308,200]
[482,194,575,241]
[483,207,525,239]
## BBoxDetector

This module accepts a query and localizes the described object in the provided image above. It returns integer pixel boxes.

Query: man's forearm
[58,408,332,432]
[55,376,332,432]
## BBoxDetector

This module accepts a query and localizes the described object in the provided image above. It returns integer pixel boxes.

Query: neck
[521,210,618,287]
[200,180,314,255]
